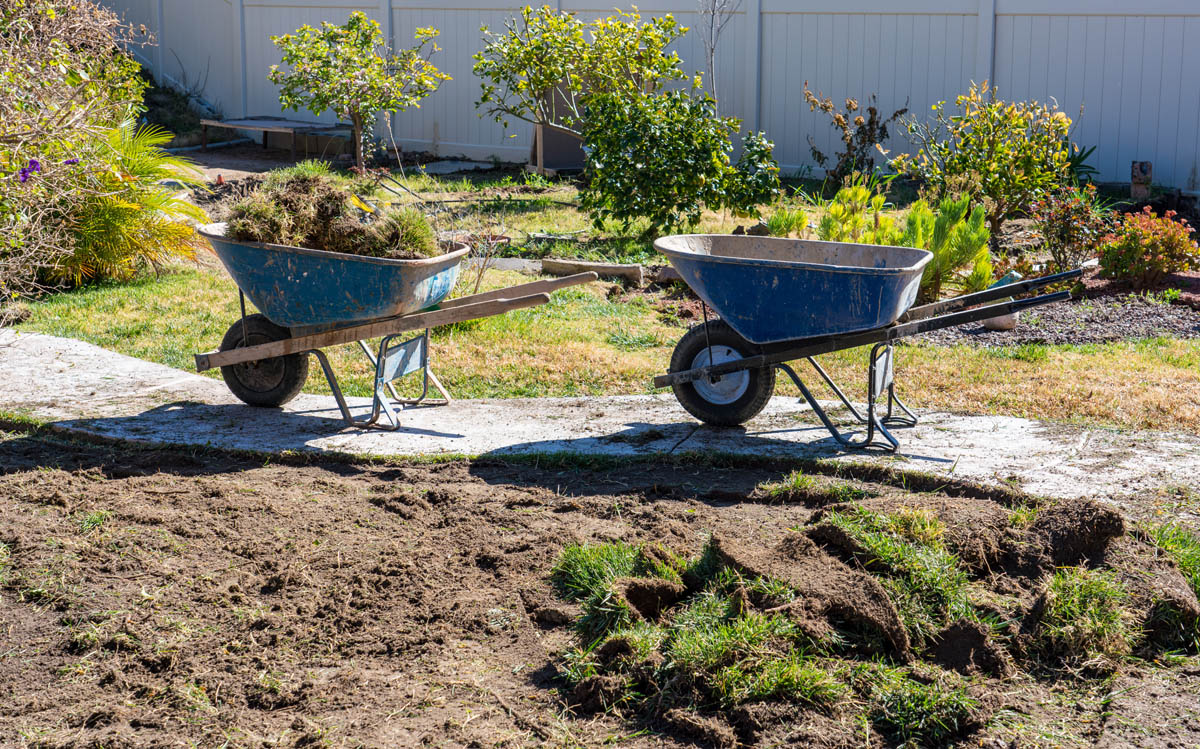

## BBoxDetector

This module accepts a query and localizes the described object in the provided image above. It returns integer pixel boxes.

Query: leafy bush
[473,6,686,134]
[1030,183,1113,272]
[269,12,449,169]
[1099,207,1199,288]
[892,81,1072,236]
[803,82,907,181]
[0,0,170,317]
[580,89,780,235]
[227,166,438,259]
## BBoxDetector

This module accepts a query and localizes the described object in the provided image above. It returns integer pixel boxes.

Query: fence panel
[105,0,1200,189]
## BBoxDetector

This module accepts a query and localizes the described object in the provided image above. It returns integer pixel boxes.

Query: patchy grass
[1033,566,1138,667]
[1146,523,1200,600]
[819,506,974,646]
[852,662,980,747]
[550,542,644,602]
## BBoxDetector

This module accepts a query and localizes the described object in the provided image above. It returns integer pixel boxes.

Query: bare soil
[2,429,1199,748]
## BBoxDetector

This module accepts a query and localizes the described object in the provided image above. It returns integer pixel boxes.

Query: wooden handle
[196,292,551,371]
[438,271,598,309]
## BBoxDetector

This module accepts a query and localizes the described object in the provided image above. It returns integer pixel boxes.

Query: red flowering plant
[1099,207,1200,289]
[1030,182,1113,272]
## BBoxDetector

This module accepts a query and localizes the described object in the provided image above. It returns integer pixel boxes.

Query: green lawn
[19,262,1200,432]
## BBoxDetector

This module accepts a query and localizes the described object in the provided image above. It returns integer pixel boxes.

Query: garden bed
[2,430,1199,747]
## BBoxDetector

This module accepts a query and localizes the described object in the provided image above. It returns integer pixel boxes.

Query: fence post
[152,0,164,77]
[747,0,762,133]
[233,0,248,117]
[975,0,996,86]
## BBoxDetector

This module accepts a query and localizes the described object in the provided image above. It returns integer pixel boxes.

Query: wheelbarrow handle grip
[901,267,1084,323]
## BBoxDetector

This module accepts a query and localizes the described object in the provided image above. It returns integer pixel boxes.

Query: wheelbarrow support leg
[774,343,912,453]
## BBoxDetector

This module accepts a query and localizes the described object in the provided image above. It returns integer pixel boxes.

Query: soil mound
[1029,498,1125,567]
[612,577,686,621]
[929,619,1013,677]
[712,532,912,657]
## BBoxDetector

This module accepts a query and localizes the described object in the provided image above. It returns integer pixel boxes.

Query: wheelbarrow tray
[199,223,469,328]
[654,235,933,344]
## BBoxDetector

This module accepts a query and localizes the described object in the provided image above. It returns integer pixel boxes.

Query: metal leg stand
[774,343,915,452]
[309,329,452,430]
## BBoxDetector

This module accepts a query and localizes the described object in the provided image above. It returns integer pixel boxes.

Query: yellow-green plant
[817,177,992,301]
[892,81,1072,236]
[269,12,450,169]
[55,122,205,284]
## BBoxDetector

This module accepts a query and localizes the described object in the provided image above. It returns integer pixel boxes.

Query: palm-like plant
[55,121,206,284]
[901,196,991,302]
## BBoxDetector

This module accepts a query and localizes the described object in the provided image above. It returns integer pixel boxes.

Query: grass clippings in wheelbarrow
[225,161,440,261]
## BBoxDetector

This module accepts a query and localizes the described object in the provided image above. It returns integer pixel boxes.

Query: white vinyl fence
[105,0,1200,190]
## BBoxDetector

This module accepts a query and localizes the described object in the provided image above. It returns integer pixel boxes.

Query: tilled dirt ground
[2,428,1199,748]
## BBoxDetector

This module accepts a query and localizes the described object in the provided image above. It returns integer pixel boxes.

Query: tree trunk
[351,113,364,171]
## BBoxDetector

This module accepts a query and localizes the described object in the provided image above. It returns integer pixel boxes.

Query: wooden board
[196,293,550,372]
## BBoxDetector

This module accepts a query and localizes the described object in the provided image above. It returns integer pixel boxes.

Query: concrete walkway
[2,330,1197,501]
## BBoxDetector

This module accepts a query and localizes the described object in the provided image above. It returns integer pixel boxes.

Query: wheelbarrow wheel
[669,319,775,426]
[218,314,309,407]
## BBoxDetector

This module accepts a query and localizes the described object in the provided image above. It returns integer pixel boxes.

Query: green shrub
[1,0,166,315]
[1099,207,1199,288]
[580,89,780,236]
[766,205,808,238]
[893,81,1072,236]
[1034,566,1137,666]
[1030,183,1114,272]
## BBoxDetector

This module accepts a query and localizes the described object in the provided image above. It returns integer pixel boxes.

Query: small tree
[473,6,686,135]
[696,0,742,111]
[269,12,449,169]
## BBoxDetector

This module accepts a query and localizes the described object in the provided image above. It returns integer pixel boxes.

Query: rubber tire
[218,314,309,407]
[669,319,775,426]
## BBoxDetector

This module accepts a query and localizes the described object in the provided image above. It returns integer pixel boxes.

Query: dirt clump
[572,674,628,713]
[929,619,1013,677]
[662,708,738,749]
[712,532,912,657]
[613,576,686,621]
[1027,497,1125,568]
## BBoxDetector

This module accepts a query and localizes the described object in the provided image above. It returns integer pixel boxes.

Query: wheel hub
[690,345,749,404]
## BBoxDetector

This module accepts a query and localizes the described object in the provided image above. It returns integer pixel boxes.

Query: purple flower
[17,168,31,183]
[27,159,41,173]
[63,158,79,165]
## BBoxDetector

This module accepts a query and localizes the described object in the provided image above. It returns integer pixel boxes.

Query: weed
[820,507,973,646]
[1034,566,1138,666]
[76,510,111,534]
[0,542,11,586]
[854,663,980,746]
[1008,505,1039,529]
[759,470,817,497]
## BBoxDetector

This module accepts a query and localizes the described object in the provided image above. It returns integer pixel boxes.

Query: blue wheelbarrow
[194,224,596,429]
[653,234,1080,451]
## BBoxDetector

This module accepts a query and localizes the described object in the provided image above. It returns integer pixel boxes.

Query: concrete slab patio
[2,329,1197,502]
